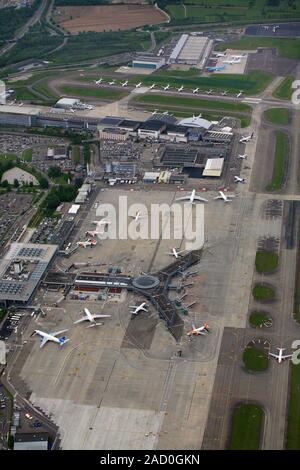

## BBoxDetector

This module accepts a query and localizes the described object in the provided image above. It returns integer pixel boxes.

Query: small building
[169,174,187,185]
[132,55,165,70]
[14,432,49,450]
[202,158,224,177]
[143,171,160,184]
[1,167,39,186]
[55,98,80,110]
[158,170,171,184]
[68,204,80,215]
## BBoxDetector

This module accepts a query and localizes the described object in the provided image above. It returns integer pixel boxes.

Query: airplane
[213,52,226,57]
[223,59,241,65]
[234,176,246,183]
[177,85,184,92]
[166,247,185,259]
[74,307,111,328]
[149,83,156,90]
[108,79,116,85]
[121,80,128,87]
[237,153,247,159]
[221,90,228,96]
[205,89,213,95]
[94,78,103,85]
[236,91,243,98]
[192,87,199,94]
[130,302,148,316]
[239,132,254,143]
[130,211,147,222]
[31,329,69,348]
[70,108,75,113]
[163,84,170,91]
[92,219,111,227]
[175,189,208,204]
[269,348,292,364]
[206,66,226,72]
[18,102,24,107]
[135,82,142,88]
[214,191,235,203]
[76,239,97,248]
[187,323,210,337]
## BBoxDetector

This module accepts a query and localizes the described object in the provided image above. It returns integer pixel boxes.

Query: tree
[13,178,19,187]
[48,166,62,179]
[39,177,49,189]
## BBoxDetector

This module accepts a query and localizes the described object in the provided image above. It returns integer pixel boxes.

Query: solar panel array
[161,148,198,166]
[0,282,24,295]
[18,247,45,258]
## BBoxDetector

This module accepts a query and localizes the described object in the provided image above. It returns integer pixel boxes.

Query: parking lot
[0,193,33,249]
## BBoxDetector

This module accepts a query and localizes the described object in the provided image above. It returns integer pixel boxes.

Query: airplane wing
[50,329,69,336]
[73,317,88,324]
[93,314,111,319]
[193,195,209,202]
[269,353,279,358]
[175,196,190,202]
[213,196,223,200]
[282,354,292,359]
[40,337,49,348]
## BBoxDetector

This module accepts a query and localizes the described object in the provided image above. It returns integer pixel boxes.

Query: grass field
[59,85,128,100]
[229,404,264,450]
[255,250,279,274]
[294,230,300,324]
[72,145,81,165]
[21,148,33,162]
[252,284,275,302]
[217,36,300,60]
[273,76,295,101]
[249,311,271,328]
[243,346,269,372]
[266,130,288,192]
[286,364,300,449]
[265,108,290,125]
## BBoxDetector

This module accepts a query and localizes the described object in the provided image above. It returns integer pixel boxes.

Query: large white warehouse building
[169,34,213,66]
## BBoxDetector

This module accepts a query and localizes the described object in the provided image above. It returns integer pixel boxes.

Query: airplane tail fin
[204,323,209,331]
[59,336,69,345]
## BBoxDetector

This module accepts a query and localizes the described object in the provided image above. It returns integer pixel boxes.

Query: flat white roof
[56,98,79,106]
[203,158,224,177]
[68,204,80,214]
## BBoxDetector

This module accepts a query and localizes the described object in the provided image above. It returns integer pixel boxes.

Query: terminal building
[169,34,213,67]
[0,243,58,308]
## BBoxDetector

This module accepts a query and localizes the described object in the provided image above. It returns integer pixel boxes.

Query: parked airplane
[214,191,235,203]
[234,176,246,183]
[92,219,111,227]
[205,89,213,95]
[163,84,170,91]
[236,91,243,98]
[31,329,69,348]
[223,59,241,65]
[121,80,128,87]
[269,348,292,363]
[94,78,103,85]
[70,108,75,113]
[239,132,254,143]
[206,66,226,72]
[166,247,185,259]
[237,153,247,159]
[18,102,24,106]
[76,239,97,248]
[108,79,116,85]
[187,323,210,337]
[213,52,226,57]
[177,85,184,92]
[130,211,147,222]
[130,302,148,316]
[192,87,199,94]
[221,90,228,96]
[74,307,111,328]
[175,189,208,204]
[231,54,245,59]
[149,83,156,90]
[135,82,142,88]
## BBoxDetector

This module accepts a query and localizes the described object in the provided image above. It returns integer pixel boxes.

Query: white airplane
[177,85,184,92]
[205,89,213,95]
[187,323,209,337]
[221,90,228,96]
[74,307,111,328]
[76,239,97,248]
[70,108,75,113]
[223,59,241,65]
[269,348,292,364]
[87,219,111,236]
[192,87,199,94]
[213,52,226,57]
[108,79,116,85]
[31,329,69,348]
[175,189,208,204]
[234,176,246,183]
[94,78,103,85]
[18,102,24,107]
[237,153,247,159]
[163,84,170,91]
[236,91,243,98]
[130,211,147,222]
[149,83,156,90]
[135,82,142,88]
[239,132,254,143]
[166,247,185,259]
[121,80,128,87]
[214,191,235,203]
[130,302,148,316]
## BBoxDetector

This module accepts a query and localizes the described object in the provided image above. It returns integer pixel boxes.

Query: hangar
[132,55,165,70]
[169,34,213,67]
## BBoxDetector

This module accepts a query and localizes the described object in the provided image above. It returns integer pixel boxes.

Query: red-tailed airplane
[187,323,210,337]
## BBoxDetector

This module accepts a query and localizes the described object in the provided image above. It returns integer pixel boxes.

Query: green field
[265,108,290,125]
[217,36,300,60]
[21,148,33,162]
[294,232,300,324]
[0,308,7,322]
[266,130,288,192]
[72,146,81,165]
[255,250,279,274]
[273,76,295,100]
[249,311,271,328]
[229,404,264,450]
[286,364,300,449]
[59,85,128,100]
[243,346,269,372]
[252,284,275,302]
